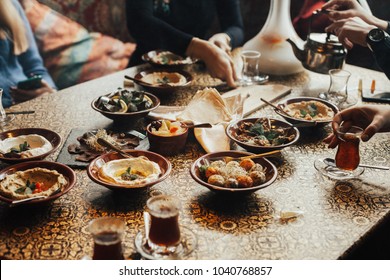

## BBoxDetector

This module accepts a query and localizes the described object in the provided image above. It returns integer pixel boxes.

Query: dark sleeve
[14,0,56,89]
[371,34,390,80]
[215,0,244,48]
[126,0,193,57]
[386,21,390,34]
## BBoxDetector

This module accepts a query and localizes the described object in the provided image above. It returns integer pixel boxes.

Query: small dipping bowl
[146,120,189,156]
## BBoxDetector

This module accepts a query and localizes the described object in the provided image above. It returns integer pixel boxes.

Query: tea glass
[0,88,14,129]
[145,195,181,255]
[335,125,363,171]
[319,69,351,107]
[88,217,125,260]
[239,50,268,86]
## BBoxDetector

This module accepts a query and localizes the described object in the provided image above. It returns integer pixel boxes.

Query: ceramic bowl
[87,150,171,191]
[91,91,160,123]
[146,121,189,156]
[0,128,62,164]
[0,161,76,206]
[133,69,192,95]
[275,97,339,127]
[190,151,278,194]
[226,117,300,153]
[141,50,196,67]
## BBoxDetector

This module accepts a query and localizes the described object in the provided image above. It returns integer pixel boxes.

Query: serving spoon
[323,158,389,170]
[97,138,132,158]
[180,122,212,129]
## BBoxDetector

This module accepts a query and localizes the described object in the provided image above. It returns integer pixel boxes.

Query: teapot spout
[286,38,305,62]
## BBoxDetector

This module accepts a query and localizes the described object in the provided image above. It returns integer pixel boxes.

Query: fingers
[327,10,355,21]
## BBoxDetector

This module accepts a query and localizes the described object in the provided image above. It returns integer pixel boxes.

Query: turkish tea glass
[335,125,364,171]
[0,88,14,129]
[240,50,261,86]
[88,217,125,260]
[327,69,351,107]
[146,195,181,255]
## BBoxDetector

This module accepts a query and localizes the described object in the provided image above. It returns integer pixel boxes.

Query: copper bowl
[0,160,76,206]
[275,97,339,127]
[190,151,278,195]
[141,50,197,68]
[0,128,62,164]
[226,118,300,153]
[87,150,171,191]
[91,91,160,123]
[146,122,189,156]
[133,69,192,95]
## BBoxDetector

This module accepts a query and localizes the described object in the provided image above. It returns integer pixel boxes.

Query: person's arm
[322,0,388,30]
[13,0,55,89]
[367,29,390,79]
[324,105,390,148]
[126,0,193,57]
[214,0,244,49]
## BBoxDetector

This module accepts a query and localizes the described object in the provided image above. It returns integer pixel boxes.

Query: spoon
[181,122,212,129]
[124,75,154,86]
[260,98,292,117]
[97,138,132,158]
[11,195,47,206]
[323,158,389,170]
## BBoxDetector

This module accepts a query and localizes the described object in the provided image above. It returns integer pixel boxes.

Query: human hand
[325,16,375,49]
[322,0,388,30]
[323,105,390,148]
[10,79,56,103]
[208,33,232,53]
[186,38,237,87]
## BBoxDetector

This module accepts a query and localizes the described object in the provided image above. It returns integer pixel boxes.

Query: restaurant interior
[0,0,389,261]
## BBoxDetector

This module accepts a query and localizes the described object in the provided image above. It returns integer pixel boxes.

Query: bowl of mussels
[91,88,160,123]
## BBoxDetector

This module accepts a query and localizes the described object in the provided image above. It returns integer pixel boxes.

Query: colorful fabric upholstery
[20,0,136,89]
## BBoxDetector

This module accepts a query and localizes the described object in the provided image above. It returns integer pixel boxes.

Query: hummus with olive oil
[284,101,334,121]
[0,167,67,200]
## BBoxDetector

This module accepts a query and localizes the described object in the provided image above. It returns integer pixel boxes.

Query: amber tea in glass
[146,195,181,251]
[335,126,363,171]
[88,217,125,260]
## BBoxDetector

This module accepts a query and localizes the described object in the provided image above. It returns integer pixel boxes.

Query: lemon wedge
[119,100,128,113]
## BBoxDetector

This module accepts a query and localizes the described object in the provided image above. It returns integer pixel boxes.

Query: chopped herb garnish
[157,76,170,85]
[249,122,264,136]
[10,141,30,153]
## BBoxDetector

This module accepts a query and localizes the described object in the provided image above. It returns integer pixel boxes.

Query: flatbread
[177,88,232,124]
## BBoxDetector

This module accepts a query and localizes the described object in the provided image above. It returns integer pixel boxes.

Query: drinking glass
[240,50,269,86]
[0,88,14,128]
[319,69,351,107]
[146,195,181,254]
[88,217,125,260]
[335,125,363,171]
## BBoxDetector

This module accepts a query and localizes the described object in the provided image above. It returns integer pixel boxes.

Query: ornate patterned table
[1,63,389,260]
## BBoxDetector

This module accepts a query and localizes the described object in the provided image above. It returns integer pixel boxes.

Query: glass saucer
[134,225,197,260]
[0,115,15,127]
[314,159,364,180]
[239,74,269,86]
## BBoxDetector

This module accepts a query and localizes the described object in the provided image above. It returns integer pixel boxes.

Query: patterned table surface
[1,63,390,260]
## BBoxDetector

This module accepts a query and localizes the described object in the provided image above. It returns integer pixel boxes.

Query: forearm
[126,0,193,56]
[216,0,244,48]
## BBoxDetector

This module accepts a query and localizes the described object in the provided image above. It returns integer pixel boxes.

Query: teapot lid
[308,33,343,46]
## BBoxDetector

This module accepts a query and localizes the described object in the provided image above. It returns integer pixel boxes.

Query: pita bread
[177,88,232,124]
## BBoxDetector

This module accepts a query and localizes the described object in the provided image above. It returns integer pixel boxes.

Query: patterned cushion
[20,0,136,89]
[37,0,131,42]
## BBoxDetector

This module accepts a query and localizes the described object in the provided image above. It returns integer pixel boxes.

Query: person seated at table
[324,105,390,148]
[322,0,390,79]
[125,0,244,88]
[0,0,56,108]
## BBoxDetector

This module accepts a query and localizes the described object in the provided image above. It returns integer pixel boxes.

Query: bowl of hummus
[133,69,192,95]
[275,97,339,127]
[0,161,76,206]
[0,128,62,164]
[87,150,172,190]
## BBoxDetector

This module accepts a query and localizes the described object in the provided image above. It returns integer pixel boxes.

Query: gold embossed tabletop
[0,64,389,260]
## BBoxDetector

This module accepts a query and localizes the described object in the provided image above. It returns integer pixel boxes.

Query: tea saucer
[134,226,197,260]
[314,159,364,180]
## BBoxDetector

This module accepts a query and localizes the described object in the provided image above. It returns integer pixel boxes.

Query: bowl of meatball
[190,151,278,194]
